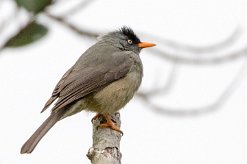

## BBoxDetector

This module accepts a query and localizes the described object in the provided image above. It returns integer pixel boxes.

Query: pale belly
[86,71,142,114]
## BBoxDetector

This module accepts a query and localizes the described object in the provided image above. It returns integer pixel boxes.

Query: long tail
[20,111,65,154]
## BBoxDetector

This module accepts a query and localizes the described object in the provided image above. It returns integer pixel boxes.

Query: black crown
[119,26,141,44]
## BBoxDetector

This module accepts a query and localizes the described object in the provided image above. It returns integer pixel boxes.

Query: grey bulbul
[20,26,156,154]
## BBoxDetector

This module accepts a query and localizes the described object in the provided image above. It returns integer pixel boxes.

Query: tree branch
[148,46,247,65]
[137,58,247,116]
[143,27,242,54]
[60,0,97,18]
[44,12,100,38]
[87,113,122,164]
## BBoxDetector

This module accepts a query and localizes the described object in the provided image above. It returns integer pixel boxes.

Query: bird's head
[99,26,156,54]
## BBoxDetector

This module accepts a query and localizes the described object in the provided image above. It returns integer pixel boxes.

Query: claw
[97,114,123,135]
[91,113,102,123]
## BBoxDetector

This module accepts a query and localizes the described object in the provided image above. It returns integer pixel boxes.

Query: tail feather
[20,111,64,154]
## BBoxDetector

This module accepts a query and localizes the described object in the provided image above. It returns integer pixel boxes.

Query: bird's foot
[98,114,123,135]
[91,113,102,123]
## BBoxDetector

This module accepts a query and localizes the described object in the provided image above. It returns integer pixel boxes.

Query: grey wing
[47,52,133,113]
[41,66,74,113]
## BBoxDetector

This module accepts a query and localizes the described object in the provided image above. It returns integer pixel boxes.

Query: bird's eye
[127,39,133,44]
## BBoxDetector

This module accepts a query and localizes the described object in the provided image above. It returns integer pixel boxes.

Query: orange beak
[138,42,156,48]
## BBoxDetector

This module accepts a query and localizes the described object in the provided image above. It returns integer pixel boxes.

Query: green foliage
[4,22,48,48]
[15,0,53,13]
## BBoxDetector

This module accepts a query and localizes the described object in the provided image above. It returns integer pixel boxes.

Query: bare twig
[142,27,241,54]
[61,0,97,18]
[44,12,100,38]
[148,46,247,65]
[137,62,178,96]
[137,58,247,116]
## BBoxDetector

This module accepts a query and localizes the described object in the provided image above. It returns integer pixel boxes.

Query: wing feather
[41,67,74,112]
[50,51,133,112]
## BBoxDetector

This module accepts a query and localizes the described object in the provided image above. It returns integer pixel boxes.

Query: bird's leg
[98,113,123,135]
[91,113,102,123]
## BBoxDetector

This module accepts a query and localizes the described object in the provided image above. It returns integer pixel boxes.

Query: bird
[20,26,156,154]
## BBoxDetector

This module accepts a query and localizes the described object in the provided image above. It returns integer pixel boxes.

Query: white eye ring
[127,39,133,44]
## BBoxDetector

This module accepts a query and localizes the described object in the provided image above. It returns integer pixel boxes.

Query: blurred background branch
[142,27,242,54]
[137,58,247,116]
[44,12,99,38]
[59,0,96,18]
